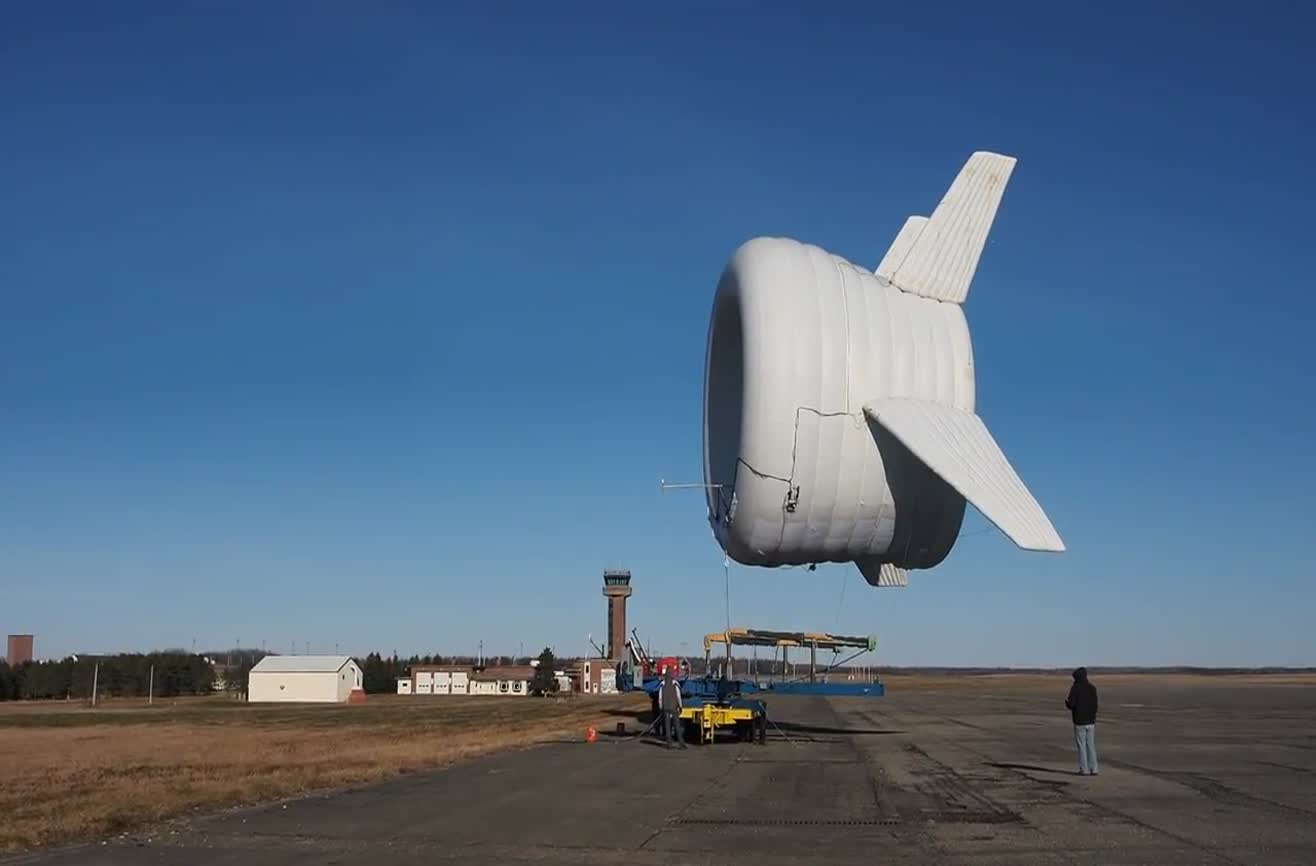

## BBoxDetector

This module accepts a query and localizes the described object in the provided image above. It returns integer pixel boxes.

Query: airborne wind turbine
[702,151,1064,587]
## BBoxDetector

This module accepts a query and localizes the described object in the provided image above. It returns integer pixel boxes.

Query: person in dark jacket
[658,668,687,749]
[1065,667,1099,775]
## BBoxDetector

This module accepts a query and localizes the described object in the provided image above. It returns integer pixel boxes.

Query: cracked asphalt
[8,678,1315,865]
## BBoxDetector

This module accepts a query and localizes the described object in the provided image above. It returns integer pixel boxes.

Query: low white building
[397,664,534,697]
[471,665,533,696]
[407,665,472,695]
[248,655,363,703]
[469,678,498,696]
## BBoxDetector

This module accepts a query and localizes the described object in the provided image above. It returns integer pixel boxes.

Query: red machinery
[651,655,682,677]
[627,628,689,679]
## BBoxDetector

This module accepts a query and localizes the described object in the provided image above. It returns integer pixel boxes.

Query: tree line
[0,652,216,701]
[1,648,592,700]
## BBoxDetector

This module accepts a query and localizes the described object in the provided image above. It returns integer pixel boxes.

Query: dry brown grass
[0,694,647,853]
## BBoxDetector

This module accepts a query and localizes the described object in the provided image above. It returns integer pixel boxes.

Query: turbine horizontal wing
[864,398,1065,552]
[886,151,1016,304]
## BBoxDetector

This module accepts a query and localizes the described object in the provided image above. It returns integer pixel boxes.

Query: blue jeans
[663,710,686,747]
[1074,724,1098,774]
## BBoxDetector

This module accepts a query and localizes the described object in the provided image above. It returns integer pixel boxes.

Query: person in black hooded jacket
[1065,667,1099,775]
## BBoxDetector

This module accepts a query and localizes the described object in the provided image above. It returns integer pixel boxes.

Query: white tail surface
[857,559,908,587]
[875,215,927,283]
[886,151,1016,304]
[864,397,1065,553]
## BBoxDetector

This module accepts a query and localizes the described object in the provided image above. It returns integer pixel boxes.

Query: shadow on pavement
[770,721,906,737]
[987,761,1082,776]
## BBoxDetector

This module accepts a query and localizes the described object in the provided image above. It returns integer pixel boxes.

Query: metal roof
[250,655,354,674]
[472,665,534,682]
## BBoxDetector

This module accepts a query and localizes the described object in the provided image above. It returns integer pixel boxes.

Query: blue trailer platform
[632,675,885,700]
[757,681,884,697]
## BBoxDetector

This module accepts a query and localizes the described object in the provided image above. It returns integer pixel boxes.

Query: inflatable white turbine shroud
[702,152,1064,588]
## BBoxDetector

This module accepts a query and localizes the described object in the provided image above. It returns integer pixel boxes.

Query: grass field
[0,693,647,853]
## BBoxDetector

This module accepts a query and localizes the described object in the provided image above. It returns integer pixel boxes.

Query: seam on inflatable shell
[784,406,865,554]
[742,407,863,484]
[833,258,851,415]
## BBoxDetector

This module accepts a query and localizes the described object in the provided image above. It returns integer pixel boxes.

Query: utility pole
[90,661,100,707]
[148,665,154,705]
[723,558,733,672]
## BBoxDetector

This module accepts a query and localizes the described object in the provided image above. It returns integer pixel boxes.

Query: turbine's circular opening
[703,280,745,521]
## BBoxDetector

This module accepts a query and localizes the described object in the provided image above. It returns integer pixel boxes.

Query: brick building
[5,634,33,666]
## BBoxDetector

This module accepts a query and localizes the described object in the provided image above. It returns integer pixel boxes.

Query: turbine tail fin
[857,559,909,587]
[875,215,927,282]
[886,151,1016,304]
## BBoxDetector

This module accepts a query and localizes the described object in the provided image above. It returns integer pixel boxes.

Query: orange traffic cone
[585,726,597,743]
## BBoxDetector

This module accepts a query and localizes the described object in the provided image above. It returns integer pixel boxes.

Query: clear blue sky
[3,3,1313,666]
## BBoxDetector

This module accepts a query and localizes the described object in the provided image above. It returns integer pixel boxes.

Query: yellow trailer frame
[679,703,760,744]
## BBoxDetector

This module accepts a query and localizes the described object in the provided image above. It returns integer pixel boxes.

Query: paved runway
[10,678,1316,865]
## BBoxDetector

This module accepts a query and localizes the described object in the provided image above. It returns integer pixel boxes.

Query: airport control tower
[602,569,633,661]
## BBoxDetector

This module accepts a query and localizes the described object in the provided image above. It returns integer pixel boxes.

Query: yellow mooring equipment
[702,627,876,681]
